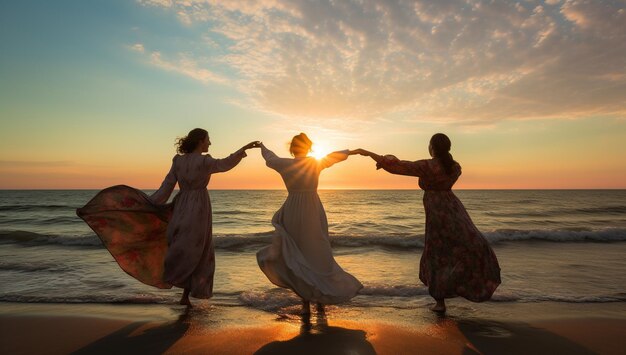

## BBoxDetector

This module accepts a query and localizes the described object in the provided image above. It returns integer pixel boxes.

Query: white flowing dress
[256,146,363,304]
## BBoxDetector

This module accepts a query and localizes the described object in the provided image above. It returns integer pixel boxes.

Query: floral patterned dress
[377,156,501,302]
[77,150,246,298]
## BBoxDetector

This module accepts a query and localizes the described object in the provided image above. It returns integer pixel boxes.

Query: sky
[1,0,625,189]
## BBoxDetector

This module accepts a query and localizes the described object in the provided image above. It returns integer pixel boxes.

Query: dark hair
[176,128,208,154]
[289,133,313,156]
[430,133,457,175]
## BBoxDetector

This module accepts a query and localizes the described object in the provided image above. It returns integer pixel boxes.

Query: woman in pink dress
[257,133,363,316]
[77,128,260,306]
[356,133,500,312]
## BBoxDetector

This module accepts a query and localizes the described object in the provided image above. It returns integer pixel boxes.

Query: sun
[309,142,331,160]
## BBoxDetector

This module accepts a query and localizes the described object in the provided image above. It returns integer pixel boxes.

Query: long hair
[289,132,313,156]
[175,128,208,154]
[430,133,457,175]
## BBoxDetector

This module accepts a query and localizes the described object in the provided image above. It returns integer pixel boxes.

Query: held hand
[242,141,262,150]
[383,154,399,161]
[349,148,370,156]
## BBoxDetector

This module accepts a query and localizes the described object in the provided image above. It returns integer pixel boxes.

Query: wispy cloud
[129,42,229,84]
[138,0,626,124]
[148,51,229,84]
[129,43,145,53]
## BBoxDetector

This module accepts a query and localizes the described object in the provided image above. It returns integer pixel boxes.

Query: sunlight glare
[310,142,331,160]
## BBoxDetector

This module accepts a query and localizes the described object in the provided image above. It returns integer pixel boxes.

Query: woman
[77,128,259,306]
[356,133,500,312]
[257,133,363,316]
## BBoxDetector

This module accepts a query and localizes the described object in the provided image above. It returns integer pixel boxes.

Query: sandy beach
[2,301,625,355]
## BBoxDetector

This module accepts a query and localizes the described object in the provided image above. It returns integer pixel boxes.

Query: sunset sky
[1,0,625,189]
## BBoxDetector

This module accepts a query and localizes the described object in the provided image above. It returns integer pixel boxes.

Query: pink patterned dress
[377,157,500,302]
[77,150,246,298]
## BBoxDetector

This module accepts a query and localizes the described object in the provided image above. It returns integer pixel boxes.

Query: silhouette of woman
[77,128,259,306]
[356,133,500,312]
[257,133,363,316]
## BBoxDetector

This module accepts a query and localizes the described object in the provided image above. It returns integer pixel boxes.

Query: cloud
[129,43,145,53]
[138,0,626,124]
[148,51,229,84]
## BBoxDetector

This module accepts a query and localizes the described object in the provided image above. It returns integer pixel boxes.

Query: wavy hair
[175,128,208,154]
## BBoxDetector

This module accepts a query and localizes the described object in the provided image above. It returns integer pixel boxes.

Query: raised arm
[150,155,178,204]
[260,143,291,171]
[352,148,382,163]
[206,141,260,174]
[319,150,349,169]
[355,148,425,177]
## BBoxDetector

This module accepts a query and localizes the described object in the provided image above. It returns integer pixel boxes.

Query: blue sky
[1,0,625,189]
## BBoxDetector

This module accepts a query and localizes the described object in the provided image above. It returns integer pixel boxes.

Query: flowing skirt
[77,185,216,298]
[419,190,501,302]
[257,192,363,304]
[76,185,172,289]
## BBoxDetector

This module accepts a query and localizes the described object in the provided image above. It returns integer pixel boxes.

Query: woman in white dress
[78,128,260,307]
[257,133,363,315]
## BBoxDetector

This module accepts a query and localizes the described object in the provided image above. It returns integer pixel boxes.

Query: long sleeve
[376,156,427,177]
[319,150,349,169]
[205,149,247,174]
[150,155,178,204]
[261,145,290,171]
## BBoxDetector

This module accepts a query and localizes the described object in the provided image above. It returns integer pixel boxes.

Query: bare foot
[431,299,446,313]
[179,297,192,307]
[179,289,192,307]
[315,302,328,328]
[301,300,311,315]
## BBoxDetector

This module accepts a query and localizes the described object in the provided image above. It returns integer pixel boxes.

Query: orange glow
[2,157,626,190]
[309,141,332,160]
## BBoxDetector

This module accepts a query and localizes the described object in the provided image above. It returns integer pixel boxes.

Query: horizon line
[1,188,625,191]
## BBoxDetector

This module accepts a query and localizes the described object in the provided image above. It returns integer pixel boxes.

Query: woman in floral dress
[77,128,259,306]
[356,133,500,312]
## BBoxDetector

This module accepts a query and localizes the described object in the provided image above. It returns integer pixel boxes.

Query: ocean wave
[0,295,172,304]
[1,228,625,250]
[0,261,70,272]
[237,285,431,313]
[490,293,626,303]
[0,204,75,212]
[2,289,625,306]
[330,234,423,249]
[574,205,626,215]
[486,205,626,218]
[0,216,79,226]
[237,286,626,312]
[213,209,256,215]
[239,289,302,311]
[0,230,102,247]
[359,284,429,297]
[484,228,626,243]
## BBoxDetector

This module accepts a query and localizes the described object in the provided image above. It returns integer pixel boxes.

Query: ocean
[1,189,625,314]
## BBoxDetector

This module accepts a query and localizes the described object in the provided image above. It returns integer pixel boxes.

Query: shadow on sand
[255,311,376,355]
[448,315,596,355]
[72,309,190,355]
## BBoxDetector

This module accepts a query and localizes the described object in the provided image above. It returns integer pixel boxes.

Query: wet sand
[1,302,625,354]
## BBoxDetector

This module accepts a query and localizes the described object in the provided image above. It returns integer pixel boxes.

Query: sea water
[1,190,625,313]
